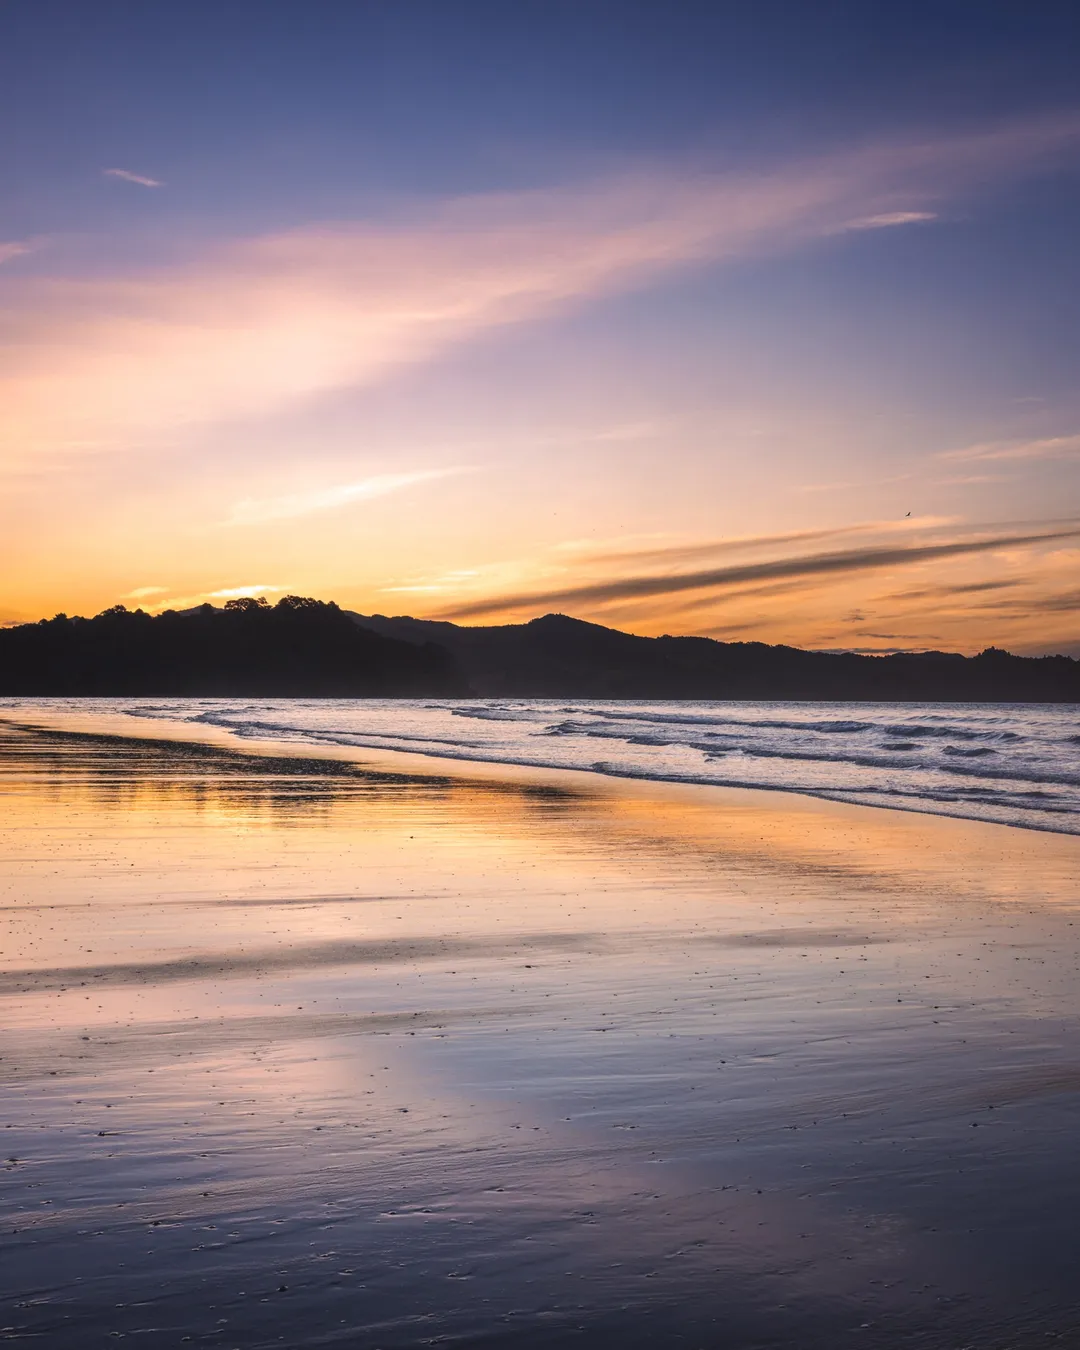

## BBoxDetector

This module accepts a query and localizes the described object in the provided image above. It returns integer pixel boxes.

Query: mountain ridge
[348,610,1080,702]
[1,600,1077,701]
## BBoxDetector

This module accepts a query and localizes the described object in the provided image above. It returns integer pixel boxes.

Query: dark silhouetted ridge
[349,611,1080,702]
[0,597,466,696]
[3,601,1077,700]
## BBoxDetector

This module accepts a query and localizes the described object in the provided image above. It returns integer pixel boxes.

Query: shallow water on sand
[4,694,1080,833]
[2,723,1080,1348]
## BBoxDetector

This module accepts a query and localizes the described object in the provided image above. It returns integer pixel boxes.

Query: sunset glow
[2,8,1079,655]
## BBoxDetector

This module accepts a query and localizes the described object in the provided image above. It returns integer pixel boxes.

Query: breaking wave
[3,696,1079,834]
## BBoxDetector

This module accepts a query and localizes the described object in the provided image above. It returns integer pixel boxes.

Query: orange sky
[3,114,1080,654]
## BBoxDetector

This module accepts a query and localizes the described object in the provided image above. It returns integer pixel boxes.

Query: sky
[2,0,1080,655]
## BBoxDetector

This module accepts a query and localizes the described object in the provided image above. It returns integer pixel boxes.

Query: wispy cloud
[103,168,164,188]
[940,432,1080,462]
[794,472,913,494]
[883,579,1021,602]
[438,525,1080,620]
[836,210,938,231]
[0,241,33,265]
[1019,587,1080,615]
[227,468,466,525]
[382,569,482,595]
[133,583,290,612]
[935,473,1007,485]
[209,584,287,599]
[568,517,954,570]
[954,585,1080,617]
[5,112,1080,465]
[122,585,169,599]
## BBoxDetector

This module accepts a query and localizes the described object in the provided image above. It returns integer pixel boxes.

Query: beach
[2,712,1080,1348]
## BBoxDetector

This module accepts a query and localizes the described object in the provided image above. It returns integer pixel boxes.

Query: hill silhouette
[0,596,466,696]
[2,601,1077,701]
[351,611,1080,702]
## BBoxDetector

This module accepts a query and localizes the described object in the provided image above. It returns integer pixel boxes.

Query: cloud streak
[122,585,169,599]
[438,526,1080,620]
[941,432,1080,463]
[0,241,33,265]
[571,517,954,569]
[132,583,291,613]
[883,579,1021,602]
[4,112,1080,466]
[103,168,164,187]
[837,210,938,231]
[227,468,466,525]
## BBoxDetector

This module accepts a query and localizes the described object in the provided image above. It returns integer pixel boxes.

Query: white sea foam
[3,697,1079,834]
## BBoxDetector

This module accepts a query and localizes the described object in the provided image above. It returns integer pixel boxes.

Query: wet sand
[2,718,1080,1348]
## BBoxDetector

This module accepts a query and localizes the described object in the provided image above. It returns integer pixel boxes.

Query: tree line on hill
[0,596,465,696]
[1,599,1077,701]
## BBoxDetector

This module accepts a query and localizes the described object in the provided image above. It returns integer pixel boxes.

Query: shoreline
[2,701,1079,842]
[3,710,1080,926]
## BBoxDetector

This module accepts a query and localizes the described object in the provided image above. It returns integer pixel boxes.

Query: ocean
[4,696,1078,833]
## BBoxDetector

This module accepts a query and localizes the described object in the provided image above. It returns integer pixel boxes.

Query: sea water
[3,696,1078,834]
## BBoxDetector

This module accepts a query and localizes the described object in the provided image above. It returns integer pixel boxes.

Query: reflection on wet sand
[2,721,1080,1348]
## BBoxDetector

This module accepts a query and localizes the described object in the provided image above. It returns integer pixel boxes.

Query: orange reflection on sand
[3,717,1077,997]
[5,718,1080,1350]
